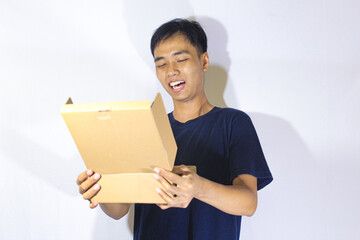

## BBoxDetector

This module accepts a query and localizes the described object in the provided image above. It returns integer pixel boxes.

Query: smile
[169,80,185,90]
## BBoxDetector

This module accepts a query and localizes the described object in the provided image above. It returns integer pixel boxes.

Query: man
[77,18,273,240]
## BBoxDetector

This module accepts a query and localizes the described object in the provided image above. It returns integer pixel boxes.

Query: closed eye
[156,63,167,68]
[177,59,188,63]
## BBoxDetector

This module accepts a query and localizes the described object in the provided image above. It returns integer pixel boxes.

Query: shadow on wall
[204,64,228,107]
[121,0,194,72]
[198,19,322,238]
[242,113,324,239]
[249,112,316,184]
[197,16,234,108]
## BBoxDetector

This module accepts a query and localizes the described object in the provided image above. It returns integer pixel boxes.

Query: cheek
[182,66,194,80]
[186,67,203,85]
[156,71,167,86]
[155,69,162,80]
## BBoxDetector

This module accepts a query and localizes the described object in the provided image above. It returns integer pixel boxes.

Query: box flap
[65,97,73,105]
[61,93,177,174]
[151,93,177,170]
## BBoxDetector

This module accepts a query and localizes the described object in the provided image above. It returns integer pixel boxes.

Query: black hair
[150,18,207,57]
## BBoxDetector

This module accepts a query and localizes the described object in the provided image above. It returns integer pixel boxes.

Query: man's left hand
[154,165,203,210]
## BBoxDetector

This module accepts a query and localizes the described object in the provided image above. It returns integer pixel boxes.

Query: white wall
[1,1,359,239]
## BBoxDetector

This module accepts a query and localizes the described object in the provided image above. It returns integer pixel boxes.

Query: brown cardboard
[61,93,177,203]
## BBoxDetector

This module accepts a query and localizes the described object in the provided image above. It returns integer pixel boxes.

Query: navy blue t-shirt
[134,107,273,240]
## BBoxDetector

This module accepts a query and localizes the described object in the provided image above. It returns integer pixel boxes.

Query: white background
[1,0,359,239]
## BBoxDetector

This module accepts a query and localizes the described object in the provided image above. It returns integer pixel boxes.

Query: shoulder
[212,108,258,138]
[214,107,251,122]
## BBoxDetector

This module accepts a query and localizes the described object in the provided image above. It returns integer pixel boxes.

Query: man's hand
[76,169,101,209]
[154,165,203,210]
[154,165,258,216]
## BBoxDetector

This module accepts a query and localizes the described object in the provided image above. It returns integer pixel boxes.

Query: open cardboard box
[61,93,177,203]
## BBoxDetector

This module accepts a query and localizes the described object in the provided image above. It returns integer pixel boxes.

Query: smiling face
[153,33,209,104]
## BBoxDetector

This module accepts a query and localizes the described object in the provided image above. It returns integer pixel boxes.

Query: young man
[77,19,273,240]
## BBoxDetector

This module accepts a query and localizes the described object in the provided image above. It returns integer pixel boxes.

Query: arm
[99,203,130,220]
[77,170,130,220]
[154,165,257,216]
[196,173,257,216]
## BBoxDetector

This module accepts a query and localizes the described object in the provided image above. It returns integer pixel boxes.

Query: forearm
[195,176,257,216]
[99,203,131,220]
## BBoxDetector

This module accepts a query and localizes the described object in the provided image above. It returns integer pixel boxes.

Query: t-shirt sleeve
[229,113,273,190]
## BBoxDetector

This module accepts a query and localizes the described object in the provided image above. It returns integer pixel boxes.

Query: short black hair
[150,18,207,57]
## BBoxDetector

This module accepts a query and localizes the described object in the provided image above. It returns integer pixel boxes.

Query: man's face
[153,34,209,103]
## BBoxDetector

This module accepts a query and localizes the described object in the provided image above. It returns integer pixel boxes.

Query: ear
[201,52,209,72]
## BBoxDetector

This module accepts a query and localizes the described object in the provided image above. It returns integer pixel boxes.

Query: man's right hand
[76,169,101,209]
[76,169,130,219]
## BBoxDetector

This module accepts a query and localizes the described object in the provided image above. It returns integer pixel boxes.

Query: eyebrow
[173,50,190,56]
[154,50,190,62]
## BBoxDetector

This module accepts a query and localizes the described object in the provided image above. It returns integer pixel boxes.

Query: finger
[156,187,174,205]
[83,183,101,200]
[156,203,170,210]
[79,172,101,194]
[77,169,93,185]
[154,173,183,197]
[89,201,99,209]
[172,165,191,175]
[154,173,171,190]
[154,167,182,184]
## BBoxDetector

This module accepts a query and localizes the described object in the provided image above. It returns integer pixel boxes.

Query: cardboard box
[61,93,177,203]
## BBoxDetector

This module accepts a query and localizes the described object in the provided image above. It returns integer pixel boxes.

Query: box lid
[61,93,177,174]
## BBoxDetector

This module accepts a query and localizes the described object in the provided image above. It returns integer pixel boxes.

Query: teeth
[170,81,185,87]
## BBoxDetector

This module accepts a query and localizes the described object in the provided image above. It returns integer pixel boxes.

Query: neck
[172,94,214,123]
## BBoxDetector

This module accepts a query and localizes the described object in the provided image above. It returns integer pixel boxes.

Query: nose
[167,62,179,77]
